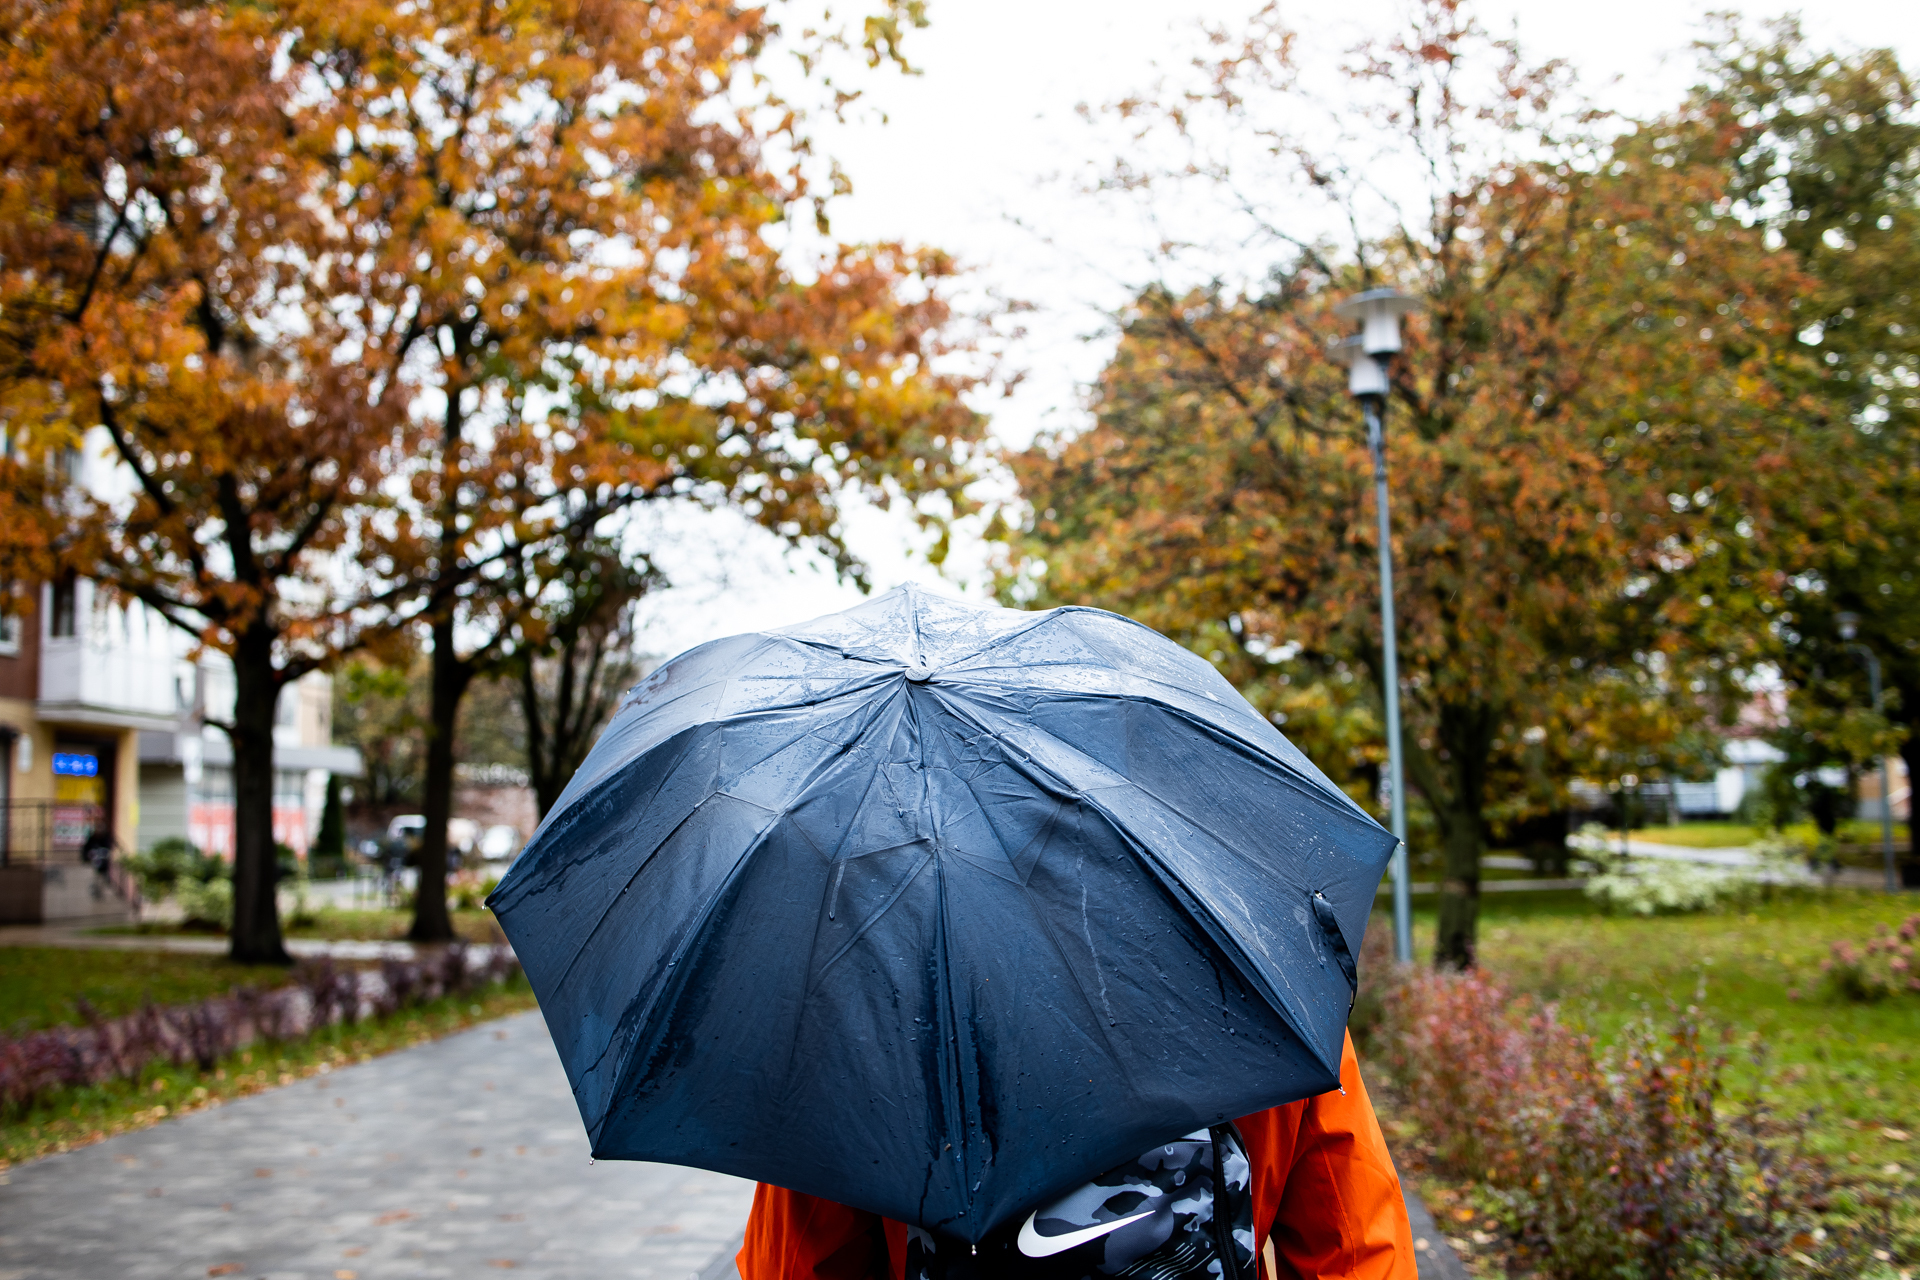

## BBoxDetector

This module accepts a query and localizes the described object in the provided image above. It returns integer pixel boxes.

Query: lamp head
[1330,335,1389,397]
[1333,287,1422,356]
[1838,611,1860,642]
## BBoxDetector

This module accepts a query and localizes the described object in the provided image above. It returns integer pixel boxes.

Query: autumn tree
[274,0,986,940]
[1684,25,1920,877]
[0,0,414,963]
[1006,0,1814,965]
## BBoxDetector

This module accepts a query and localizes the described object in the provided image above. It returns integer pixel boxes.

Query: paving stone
[0,1010,753,1280]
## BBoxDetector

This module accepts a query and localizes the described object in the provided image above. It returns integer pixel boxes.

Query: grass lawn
[286,908,504,943]
[0,972,538,1167]
[98,908,505,945]
[0,948,294,1034]
[1628,819,1911,849]
[1385,888,1920,1175]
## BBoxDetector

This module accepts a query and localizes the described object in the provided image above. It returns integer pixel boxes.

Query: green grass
[1628,820,1911,849]
[0,973,538,1167]
[285,908,504,943]
[0,948,294,1034]
[1398,889,1920,1172]
[98,908,505,944]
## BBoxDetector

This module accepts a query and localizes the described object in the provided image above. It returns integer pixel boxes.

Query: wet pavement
[0,1006,1464,1279]
[0,1010,753,1279]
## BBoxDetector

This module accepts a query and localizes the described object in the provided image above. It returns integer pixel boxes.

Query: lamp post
[1838,612,1899,893]
[1333,287,1421,963]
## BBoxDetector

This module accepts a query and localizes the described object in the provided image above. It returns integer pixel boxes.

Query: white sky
[634,0,1920,660]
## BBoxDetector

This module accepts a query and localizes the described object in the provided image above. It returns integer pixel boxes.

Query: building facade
[138,662,361,859]
[0,578,185,921]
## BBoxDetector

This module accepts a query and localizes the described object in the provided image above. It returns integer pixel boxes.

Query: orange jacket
[738,1032,1413,1280]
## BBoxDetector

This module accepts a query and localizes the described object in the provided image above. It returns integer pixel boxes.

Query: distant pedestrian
[82,825,113,878]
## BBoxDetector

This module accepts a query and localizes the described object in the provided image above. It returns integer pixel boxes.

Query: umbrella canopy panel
[490,587,1395,1240]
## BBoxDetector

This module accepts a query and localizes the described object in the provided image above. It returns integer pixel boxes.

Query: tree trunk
[410,613,473,942]
[1426,703,1495,970]
[1432,804,1484,970]
[228,626,290,965]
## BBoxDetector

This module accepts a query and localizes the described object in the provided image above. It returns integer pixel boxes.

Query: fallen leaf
[488,1261,518,1270]
[254,1168,273,1179]
[1884,1129,1911,1142]
[375,1211,415,1225]
[1452,1207,1476,1222]
[336,1272,358,1279]
[208,1266,243,1277]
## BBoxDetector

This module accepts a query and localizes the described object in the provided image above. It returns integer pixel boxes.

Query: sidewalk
[1,1008,1469,1280]
[0,1010,754,1279]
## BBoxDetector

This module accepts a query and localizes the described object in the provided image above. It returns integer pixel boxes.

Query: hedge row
[0,944,519,1114]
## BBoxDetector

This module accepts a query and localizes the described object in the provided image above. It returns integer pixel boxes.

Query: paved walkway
[0,1011,755,1279]
[1,1009,1465,1280]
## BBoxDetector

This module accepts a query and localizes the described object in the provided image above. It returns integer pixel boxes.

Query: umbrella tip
[905,660,935,683]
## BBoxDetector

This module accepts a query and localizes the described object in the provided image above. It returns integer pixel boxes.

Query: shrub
[175,877,234,931]
[1372,964,1912,1278]
[285,874,326,929]
[1583,838,1807,917]
[449,871,501,913]
[125,838,224,899]
[1585,858,1741,915]
[1819,915,1920,1002]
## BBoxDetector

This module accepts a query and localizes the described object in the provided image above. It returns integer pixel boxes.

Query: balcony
[37,634,182,731]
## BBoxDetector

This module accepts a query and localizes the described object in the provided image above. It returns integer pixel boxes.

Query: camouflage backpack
[904,1124,1255,1280]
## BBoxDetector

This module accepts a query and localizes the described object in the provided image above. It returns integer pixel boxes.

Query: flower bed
[0,945,518,1115]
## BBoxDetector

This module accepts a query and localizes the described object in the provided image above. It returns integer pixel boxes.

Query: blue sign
[52,752,99,778]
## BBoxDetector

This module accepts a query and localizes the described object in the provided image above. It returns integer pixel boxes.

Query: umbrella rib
[805,843,937,987]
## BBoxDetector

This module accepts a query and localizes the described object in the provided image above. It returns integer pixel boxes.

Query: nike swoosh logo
[1017,1208,1155,1258]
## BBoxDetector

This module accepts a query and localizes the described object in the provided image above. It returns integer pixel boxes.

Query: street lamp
[1838,612,1900,893]
[1332,287,1421,963]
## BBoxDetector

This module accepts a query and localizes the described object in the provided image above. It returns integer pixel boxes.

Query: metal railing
[0,801,143,912]
[0,801,84,868]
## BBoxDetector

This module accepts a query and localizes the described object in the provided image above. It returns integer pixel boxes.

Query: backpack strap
[1207,1124,1249,1280]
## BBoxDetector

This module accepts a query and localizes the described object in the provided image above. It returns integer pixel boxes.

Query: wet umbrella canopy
[489,586,1395,1241]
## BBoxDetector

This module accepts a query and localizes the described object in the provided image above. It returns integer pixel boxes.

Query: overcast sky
[633,0,1920,659]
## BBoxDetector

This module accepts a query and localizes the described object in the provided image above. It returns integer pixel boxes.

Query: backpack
[903,1124,1255,1280]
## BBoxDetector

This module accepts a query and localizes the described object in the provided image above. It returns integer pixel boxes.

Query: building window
[0,612,18,657]
[50,577,77,638]
[274,769,306,809]
[200,766,234,804]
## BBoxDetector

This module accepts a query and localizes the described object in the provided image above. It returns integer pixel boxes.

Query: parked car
[380,814,472,872]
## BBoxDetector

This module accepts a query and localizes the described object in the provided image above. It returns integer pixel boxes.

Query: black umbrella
[489,586,1394,1241]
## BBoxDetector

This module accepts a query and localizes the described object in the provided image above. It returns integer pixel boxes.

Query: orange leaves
[1011,3,1818,894]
